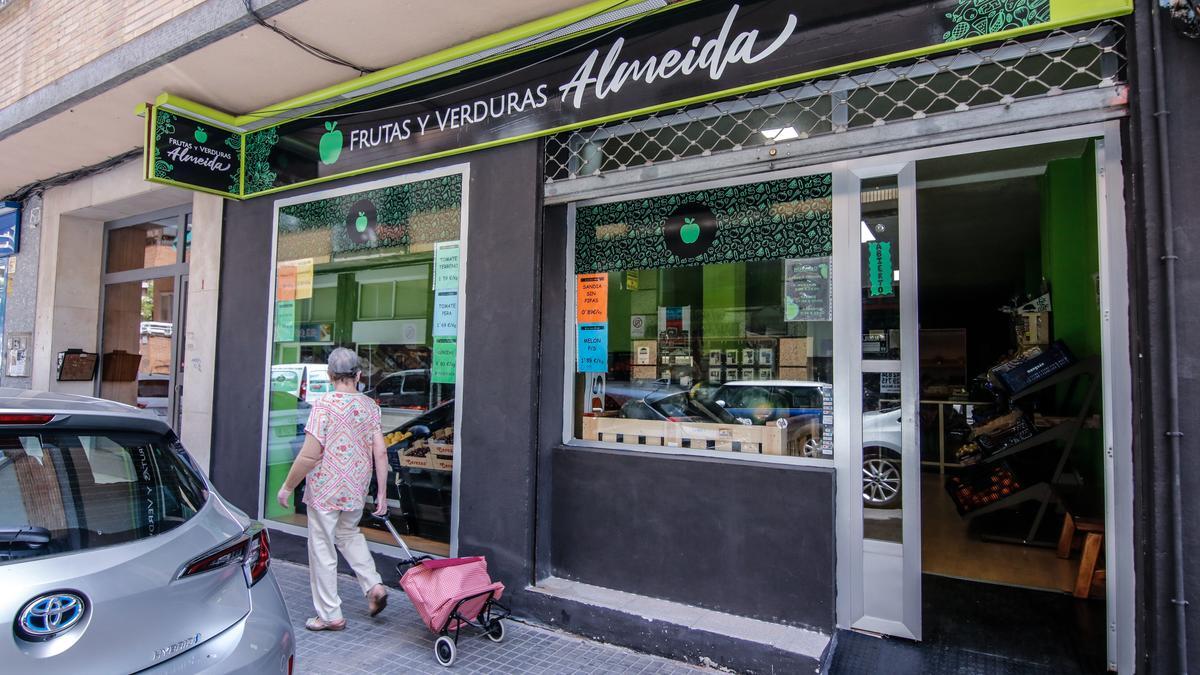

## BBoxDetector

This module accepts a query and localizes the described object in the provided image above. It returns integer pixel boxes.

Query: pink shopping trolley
[374,516,509,667]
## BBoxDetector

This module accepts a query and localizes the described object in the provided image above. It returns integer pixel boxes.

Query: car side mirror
[716,400,726,407]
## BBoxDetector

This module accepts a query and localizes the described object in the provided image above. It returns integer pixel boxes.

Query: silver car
[0,390,294,674]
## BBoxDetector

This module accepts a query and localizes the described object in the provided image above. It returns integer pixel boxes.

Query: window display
[571,174,835,460]
[264,171,464,556]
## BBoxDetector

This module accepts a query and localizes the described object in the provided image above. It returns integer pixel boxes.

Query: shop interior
[265,180,462,558]
[907,139,1108,670]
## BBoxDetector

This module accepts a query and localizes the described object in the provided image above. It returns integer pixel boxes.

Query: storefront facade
[123,0,1198,671]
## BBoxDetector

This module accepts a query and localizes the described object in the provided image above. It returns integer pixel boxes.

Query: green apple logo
[355,211,368,233]
[193,126,207,143]
[680,216,700,244]
[319,121,343,165]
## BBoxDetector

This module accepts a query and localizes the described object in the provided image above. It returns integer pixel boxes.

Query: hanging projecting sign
[146,107,242,198]
[145,0,1130,198]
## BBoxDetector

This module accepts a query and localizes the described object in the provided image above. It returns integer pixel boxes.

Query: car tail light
[179,524,271,587]
[288,655,294,675]
[299,378,308,401]
[243,527,270,586]
[0,414,54,424]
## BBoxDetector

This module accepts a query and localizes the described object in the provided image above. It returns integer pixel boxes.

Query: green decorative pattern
[942,0,1050,42]
[279,174,462,256]
[574,174,832,274]
[244,128,280,194]
[152,109,177,178]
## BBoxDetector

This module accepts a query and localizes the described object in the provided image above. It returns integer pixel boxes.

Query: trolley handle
[367,512,419,560]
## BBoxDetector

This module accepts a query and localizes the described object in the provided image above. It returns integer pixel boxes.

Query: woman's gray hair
[327,347,361,382]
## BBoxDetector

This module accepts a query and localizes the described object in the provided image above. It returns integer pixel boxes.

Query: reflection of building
[0,1,1198,672]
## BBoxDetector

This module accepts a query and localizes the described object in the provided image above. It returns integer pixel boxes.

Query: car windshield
[0,429,207,564]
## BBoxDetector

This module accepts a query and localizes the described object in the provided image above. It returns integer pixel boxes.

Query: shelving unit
[950,356,1101,547]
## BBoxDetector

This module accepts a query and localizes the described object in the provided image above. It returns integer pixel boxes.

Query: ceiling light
[761,127,800,141]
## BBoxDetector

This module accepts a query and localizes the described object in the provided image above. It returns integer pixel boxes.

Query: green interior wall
[702,263,746,348]
[1039,140,1103,490]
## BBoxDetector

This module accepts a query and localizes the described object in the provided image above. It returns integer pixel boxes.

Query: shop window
[264,171,464,557]
[570,173,835,461]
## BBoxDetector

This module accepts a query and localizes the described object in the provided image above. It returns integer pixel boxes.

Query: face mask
[357,381,365,392]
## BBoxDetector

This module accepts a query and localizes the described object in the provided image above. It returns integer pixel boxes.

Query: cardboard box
[779,366,810,380]
[779,338,813,366]
[632,365,658,380]
[400,442,434,469]
[429,441,454,472]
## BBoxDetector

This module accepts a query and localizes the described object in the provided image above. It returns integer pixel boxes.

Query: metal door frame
[833,160,922,640]
[97,205,191,429]
[829,121,1133,672]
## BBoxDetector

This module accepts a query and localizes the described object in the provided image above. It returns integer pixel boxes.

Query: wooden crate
[581,416,785,455]
[400,441,434,469]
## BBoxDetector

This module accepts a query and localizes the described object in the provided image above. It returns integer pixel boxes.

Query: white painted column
[178,192,223,472]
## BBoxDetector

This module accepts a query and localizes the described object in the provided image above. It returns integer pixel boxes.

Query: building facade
[0,1,1198,672]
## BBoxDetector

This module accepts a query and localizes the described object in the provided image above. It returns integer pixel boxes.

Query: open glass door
[835,162,921,639]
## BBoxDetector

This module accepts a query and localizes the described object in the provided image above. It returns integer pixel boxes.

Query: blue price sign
[576,322,608,373]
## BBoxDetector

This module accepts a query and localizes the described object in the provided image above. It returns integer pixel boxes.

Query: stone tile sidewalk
[273,560,710,674]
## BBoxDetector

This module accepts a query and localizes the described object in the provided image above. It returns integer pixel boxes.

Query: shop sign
[146,108,241,198]
[0,203,20,256]
[144,0,1128,199]
[784,257,832,322]
[868,242,895,297]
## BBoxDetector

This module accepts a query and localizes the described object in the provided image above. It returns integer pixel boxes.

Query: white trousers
[306,507,382,622]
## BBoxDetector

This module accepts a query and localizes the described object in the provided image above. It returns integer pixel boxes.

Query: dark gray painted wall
[551,446,836,629]
[211,141,545,594]
[1125,6,1200,673]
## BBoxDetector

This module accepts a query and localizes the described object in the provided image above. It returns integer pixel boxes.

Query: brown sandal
[305,617,346,631]
[368,584,389,617]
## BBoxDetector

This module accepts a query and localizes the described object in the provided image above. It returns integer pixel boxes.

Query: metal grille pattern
[546,20,1125,182]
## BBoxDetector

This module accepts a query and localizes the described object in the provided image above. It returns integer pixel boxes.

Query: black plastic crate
[975,413,1036,453]
[990,341,1074,394]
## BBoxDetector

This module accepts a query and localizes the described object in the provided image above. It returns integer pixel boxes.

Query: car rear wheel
[862,448,902,508]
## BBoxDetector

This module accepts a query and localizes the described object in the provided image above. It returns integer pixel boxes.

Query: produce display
[387,426,454,471]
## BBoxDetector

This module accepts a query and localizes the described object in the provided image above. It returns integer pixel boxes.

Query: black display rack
[952,356,1101,547]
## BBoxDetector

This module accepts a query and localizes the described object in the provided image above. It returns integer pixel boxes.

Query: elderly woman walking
[277,347,390,631]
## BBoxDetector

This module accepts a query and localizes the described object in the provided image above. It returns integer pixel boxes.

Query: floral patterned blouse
[303,392,381,512]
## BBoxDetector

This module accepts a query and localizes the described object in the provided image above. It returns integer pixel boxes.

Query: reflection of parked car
[136,374,169,418]
[863,407,903,509]
[707,380,904,509]
[270,364,331,403]
[366,369,429,409]
[619,390,738,424]
[0,390,294,673]
[708,380,827,455]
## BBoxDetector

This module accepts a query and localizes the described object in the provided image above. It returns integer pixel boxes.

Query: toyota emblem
[16,592,86,641]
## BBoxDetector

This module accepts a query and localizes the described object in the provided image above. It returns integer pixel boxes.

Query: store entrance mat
[823,575,1106,674]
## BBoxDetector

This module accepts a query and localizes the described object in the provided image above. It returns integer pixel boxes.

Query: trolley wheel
[434,635,456,667]
[486,618,505,643]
